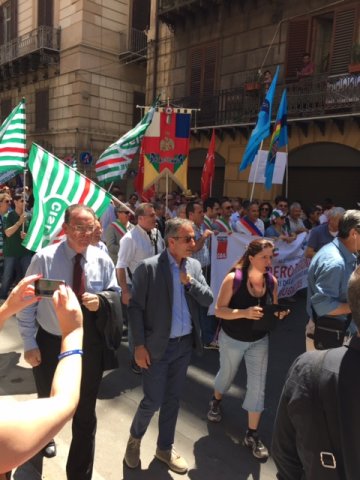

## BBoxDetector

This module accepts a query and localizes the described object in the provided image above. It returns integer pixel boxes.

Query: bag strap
[233,268,243,294]
[311,351,344,479]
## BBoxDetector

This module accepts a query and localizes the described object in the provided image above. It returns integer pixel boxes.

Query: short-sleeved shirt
[3,210,32,257]
[307,223,335,253]
[307,238,356,319]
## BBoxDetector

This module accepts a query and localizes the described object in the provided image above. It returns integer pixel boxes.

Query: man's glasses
[260,207,270,211]
[173,235,195,243]
[118,211,130,215]
[2,200,10,203]
[70,225,95,233]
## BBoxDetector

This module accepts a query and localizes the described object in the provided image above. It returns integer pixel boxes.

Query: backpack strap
[233,268,243,294]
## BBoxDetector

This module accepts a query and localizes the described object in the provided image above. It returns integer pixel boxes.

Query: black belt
[168,333,192,343]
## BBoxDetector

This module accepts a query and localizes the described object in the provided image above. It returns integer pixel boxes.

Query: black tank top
[221,269,271,342]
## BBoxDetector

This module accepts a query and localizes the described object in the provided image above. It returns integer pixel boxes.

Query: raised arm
[0,284,83,472]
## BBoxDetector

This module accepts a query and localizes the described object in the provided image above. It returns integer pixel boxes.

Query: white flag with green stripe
[95,105,155,185]
[23,144,112,252]
[0,98,27,172]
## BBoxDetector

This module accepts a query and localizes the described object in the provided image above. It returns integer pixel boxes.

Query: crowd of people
[0,184,358,479]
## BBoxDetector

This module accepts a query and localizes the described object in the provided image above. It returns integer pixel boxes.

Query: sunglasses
[2,200,10,203]
[173,235,195,243]
[118,211,130,215]
[260,207,269,211]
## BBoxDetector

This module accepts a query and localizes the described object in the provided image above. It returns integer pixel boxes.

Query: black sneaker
[243,433,269,460]
[207,398,222,422]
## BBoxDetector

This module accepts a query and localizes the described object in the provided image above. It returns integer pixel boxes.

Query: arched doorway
[188,148,225,198]
[288,142,360,209]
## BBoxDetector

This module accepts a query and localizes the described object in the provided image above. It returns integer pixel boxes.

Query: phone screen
[34,279,65,297]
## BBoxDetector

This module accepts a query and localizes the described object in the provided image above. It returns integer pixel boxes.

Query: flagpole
[22,168,27,233]
[250,141,264,201]
[285,144,289,198]
[165,170,169,215]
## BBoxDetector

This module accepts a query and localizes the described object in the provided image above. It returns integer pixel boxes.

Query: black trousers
[33,322,104,480]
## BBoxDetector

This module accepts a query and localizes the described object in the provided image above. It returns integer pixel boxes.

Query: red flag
[134,150,155,202]
[201,129,216,201]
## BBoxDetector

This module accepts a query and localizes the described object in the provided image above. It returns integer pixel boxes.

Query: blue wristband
[58,349,83,361]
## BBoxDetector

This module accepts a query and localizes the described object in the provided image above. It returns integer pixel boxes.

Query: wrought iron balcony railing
[176,73,360,127]
[159,0,200,11]
[0,26,60,66]
[119,27,147,64]
[158,0,225,27]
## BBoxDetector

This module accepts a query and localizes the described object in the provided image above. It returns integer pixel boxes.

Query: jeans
[0,254,32,298]
[214,329,269,412]
[130,334,192,450]
[199,309,218,344]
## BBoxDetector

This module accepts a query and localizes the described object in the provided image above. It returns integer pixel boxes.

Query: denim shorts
[214,329,269,412]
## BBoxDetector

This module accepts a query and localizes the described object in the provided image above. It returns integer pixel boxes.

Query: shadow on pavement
[0,351,36,396]
[13,453,43,480]
[122,458,174,479]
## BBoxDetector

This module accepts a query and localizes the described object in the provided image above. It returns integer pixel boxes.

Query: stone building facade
[0,0,149,192]
[147,0,360,207]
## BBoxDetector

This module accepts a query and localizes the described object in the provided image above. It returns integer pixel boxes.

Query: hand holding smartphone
[34,279,66,298]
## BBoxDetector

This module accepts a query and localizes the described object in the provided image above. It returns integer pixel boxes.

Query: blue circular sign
[80,151,93,165]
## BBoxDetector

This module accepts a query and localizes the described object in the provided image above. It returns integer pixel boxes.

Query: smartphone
[34,279,65,297]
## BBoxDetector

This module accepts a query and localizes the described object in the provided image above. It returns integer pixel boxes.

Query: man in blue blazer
[124,217,213,474]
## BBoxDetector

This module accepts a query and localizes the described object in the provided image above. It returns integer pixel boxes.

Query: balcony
[0,26,60,85]
[0,26,60,67]
[175,73,360,132]
[158,0,226,29]
[119,27,147,65]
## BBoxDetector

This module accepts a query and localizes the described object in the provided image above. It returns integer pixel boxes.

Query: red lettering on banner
[217,236,228,259]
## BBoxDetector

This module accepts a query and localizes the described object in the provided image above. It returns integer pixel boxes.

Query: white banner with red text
[209,232,310,315]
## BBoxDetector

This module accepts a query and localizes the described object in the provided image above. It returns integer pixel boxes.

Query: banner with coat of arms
[142,107,191,191]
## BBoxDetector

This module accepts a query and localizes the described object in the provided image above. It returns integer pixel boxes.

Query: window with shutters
[0,0,17,45]
[285,3,360,78]
[189,43,218,99]
[188,43,218,123]
[35,89,49,132]
[285,19,310,79]
[312,13,334,73]
[38,0,53,27]
[0,98,11,120]
[329,7,357,74]
[132,0,150,31]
